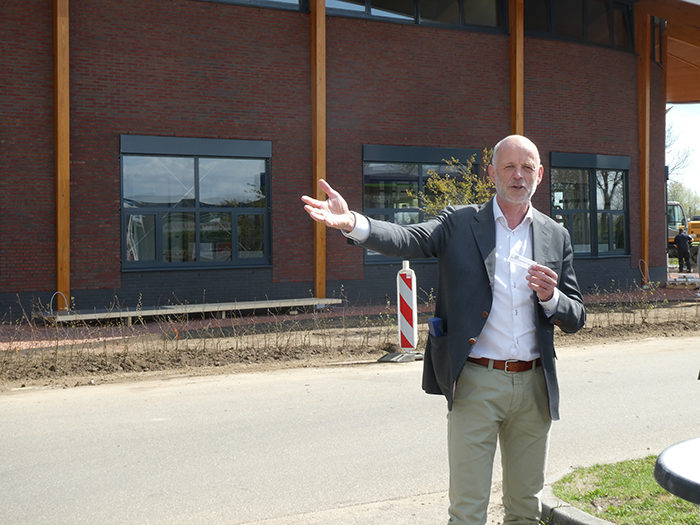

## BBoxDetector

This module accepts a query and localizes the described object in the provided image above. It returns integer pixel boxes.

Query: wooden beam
[54,0,70,310]
[310,0,327,299]
[509,0,524,135]
[635,7,651,284]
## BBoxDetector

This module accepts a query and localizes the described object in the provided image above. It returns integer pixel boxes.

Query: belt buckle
[504,359,519,373]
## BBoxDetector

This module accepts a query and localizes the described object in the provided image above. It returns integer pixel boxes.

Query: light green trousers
[446,360,552,525]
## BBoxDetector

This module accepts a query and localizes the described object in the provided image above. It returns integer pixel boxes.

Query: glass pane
[613,5,631,48]
[613,214,625,251]
[421,0,460,25]
[553,212,569,230]
[327,0,365,11]
[200,212,232,262]
[573,212,591,253]
[598,212,610,252]
[554,0,583,39]
[125,214,156,261]
[163,212,196,263]
[395,211,420,225]
[371,0,414,20]
[551,168,589,209]
[464,0,499,26]
[364,163,419,209]
[365,214,390,257]
[199,158,266,208]
[123,156,194,207]
[524,0,549,32]
[238,215,264,259]
[596,170,625,210]
[588,0,611,45]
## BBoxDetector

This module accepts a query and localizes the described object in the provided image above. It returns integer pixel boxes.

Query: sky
[666,103,700,195]
[665,0,700,194]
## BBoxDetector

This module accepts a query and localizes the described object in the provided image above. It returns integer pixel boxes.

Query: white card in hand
[507,252,536,269]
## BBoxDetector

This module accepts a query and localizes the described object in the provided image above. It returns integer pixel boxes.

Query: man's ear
[488,164,495,184]
[536,165,544,186]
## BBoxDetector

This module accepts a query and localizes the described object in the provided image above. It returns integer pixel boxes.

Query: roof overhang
[637,0,700,103]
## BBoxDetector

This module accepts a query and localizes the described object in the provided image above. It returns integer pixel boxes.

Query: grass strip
[552,455,700,524]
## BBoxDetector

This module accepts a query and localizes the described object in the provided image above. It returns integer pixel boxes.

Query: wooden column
[311,0,327,299]
[509,0,524,135]
[54,0,70,310]
[635,9,651,284]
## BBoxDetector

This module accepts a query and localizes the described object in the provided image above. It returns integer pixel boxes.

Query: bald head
[492,135,541,169]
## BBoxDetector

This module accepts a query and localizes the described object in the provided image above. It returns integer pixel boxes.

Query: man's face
[488,138,544,206]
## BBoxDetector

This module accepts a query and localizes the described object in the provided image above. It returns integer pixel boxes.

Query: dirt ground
[1,291,699,392]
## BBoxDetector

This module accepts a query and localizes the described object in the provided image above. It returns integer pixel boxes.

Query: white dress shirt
[344,201,559,362]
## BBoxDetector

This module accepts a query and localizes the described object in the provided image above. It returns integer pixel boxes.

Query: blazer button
[482,311,489,318]
[469,338,477,345]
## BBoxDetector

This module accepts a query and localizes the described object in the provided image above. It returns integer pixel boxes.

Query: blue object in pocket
[428,317,445,337]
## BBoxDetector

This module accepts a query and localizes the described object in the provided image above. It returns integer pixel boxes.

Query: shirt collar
[492,197,534,231]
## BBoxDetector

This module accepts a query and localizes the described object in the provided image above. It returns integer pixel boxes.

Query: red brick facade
[0,0,668,313]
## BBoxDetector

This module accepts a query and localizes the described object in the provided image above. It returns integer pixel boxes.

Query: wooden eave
[638,0,700,103]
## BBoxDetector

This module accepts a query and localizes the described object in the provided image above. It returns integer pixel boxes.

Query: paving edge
[541,484,614,525]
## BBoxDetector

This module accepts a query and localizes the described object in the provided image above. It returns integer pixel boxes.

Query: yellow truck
[667,200,699,267]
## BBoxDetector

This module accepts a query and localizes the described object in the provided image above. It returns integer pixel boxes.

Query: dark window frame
[120,135,273,271]
[550,152,631,258]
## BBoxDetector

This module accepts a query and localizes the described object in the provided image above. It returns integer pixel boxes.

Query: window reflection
[551,166,627,255]
[200,212,233,262]
[163,212,196,263]
[126,214,156,261]
[199,158,266,208]
[123,157,194,208]
[371,0,414,20]
[238,215,264,259]
[588,0,611,45]
[420,0,459,25]
[327,0,365,11]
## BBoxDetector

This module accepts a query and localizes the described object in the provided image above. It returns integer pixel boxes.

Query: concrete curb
[541,484,614,525]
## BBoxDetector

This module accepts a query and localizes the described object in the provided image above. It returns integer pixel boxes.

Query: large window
[550,152,630,256]
[120,136,271,270]
[327,0,504,29]
[363,144,479,261]
[525,0,634,51]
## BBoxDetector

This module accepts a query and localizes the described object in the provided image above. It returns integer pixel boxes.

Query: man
[301,135,586,524]
[674,227,693,273]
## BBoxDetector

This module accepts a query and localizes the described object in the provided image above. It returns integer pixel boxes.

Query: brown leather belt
[467,357,541,373]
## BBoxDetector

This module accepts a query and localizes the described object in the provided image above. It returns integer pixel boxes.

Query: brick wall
[67,0,313,292]
[325,19,511,283]
[0,2,669,315]
[0,1,56,293]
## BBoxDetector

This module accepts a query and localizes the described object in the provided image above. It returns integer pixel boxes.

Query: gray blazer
[358,199,586,420]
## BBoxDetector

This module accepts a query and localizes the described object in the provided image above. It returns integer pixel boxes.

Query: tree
[668,180,700,219]
[406,149,495,218]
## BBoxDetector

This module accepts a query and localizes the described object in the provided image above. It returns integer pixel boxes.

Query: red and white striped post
[397,260,418,352]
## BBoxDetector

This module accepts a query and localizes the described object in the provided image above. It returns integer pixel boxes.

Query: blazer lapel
[472,199,497,288]
[532,209,553,264]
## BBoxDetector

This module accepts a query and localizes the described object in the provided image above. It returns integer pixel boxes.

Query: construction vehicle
[667,200,699,266]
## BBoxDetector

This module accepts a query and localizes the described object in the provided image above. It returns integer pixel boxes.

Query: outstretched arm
[301,179,356,232]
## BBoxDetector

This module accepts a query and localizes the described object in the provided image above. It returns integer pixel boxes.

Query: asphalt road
[1,336,698,525]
